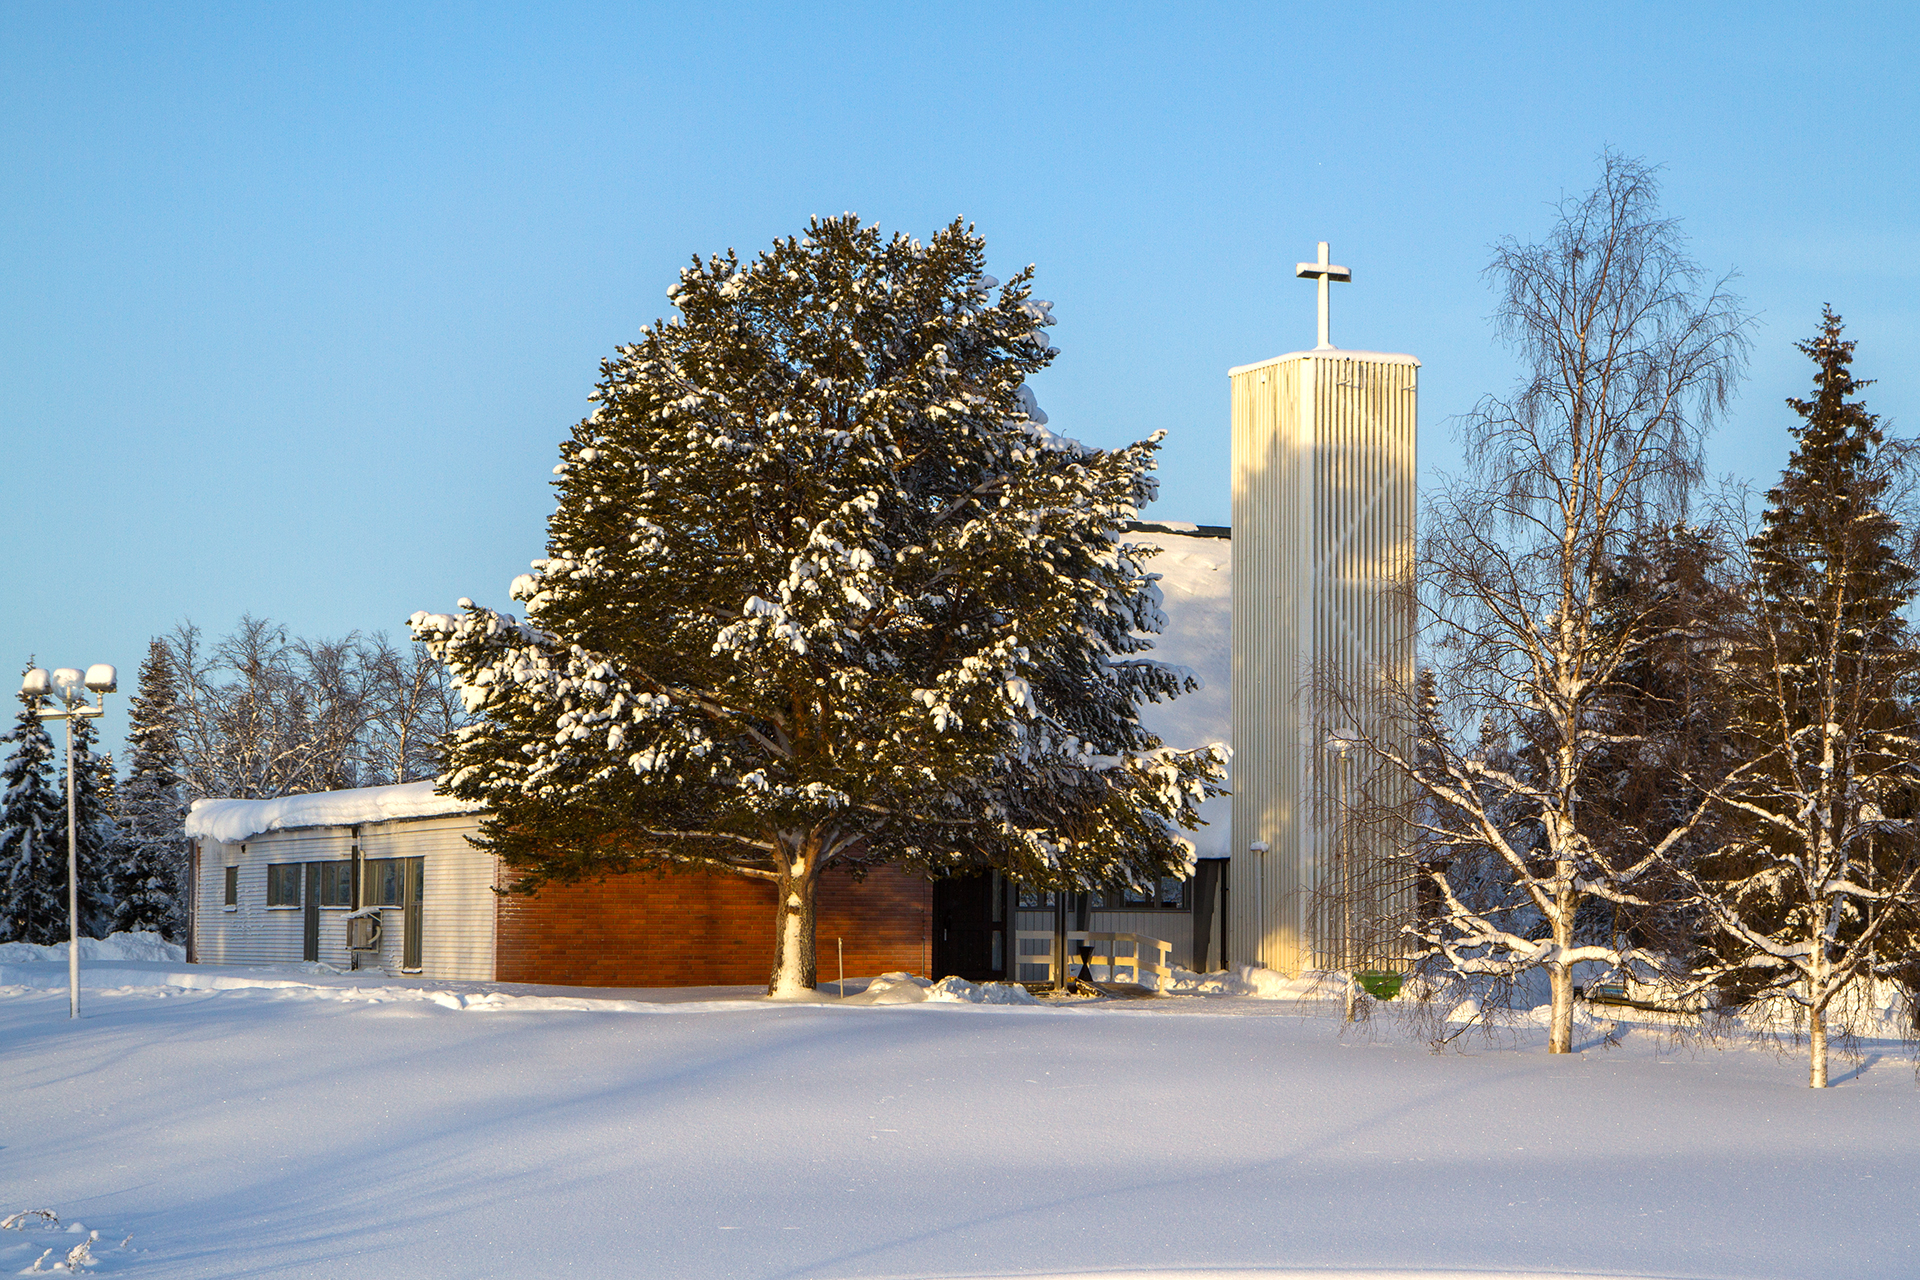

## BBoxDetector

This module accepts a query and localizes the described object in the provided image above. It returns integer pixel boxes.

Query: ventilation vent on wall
[346,914,383,951]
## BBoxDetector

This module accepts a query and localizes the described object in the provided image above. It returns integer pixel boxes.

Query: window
[363,858,402,907]
[223,865,238,907]
[1017,878,1190,911]
[1158,876,1187,910]
[317,862,352,907]
[1096,877,1189,910]
[266,864,302,907]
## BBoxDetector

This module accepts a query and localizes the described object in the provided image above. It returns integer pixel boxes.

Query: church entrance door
[932,873,1006,982]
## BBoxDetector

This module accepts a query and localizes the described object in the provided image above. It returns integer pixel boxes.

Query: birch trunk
[1548,888,1576,1054]
[1548,963,1575,1053]
[767,839,819,998]
[1808,945,1830,1089]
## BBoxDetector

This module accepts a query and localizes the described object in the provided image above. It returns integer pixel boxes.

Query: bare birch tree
[1386,153,1749,1053]
[360,635,466,787]
[167,617,464,801]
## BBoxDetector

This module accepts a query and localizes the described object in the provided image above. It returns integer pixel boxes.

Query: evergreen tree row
[1,677,125,944]
[0,624,466,946]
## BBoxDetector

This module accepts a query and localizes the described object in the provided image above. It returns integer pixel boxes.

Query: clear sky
[4,2,1916,761]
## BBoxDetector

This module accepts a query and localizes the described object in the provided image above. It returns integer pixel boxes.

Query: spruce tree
[63,713,120,938]
[1581,525,1741,957]
[114,639,189,939]
[413,215,1225,996]
[1689,309,1920,1087]
[0,680,68,944]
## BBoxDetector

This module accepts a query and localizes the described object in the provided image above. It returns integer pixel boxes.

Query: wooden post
[1052,892,1067,990]
[837,937,845,998]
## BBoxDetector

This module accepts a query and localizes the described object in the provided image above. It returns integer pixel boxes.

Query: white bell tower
[1228,243,1418,975]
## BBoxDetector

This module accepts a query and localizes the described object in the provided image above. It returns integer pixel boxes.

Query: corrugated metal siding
[1231,350,1417,974]
[192,829,351,966]
[1088,910,1191,961]
[190,816,494,979]
[356,815,494,981]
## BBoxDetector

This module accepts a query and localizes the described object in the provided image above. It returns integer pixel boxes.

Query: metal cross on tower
[1294,241,1351,350]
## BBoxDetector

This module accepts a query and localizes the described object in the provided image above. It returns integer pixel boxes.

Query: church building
[181,245,1416,988]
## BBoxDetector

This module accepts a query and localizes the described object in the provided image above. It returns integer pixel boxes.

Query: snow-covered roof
[1126,525,1232,858]
[1229,348,1421,376]
[186,780,485,844]
[1126,519,1229,539]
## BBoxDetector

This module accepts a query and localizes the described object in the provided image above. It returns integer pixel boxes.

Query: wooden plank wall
[493,862,932,989]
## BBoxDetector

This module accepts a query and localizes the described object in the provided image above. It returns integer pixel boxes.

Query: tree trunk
[1548,889,1575,1053]
[1548,961,1574,1054]
[1809,1001,1828,1088]
[767,840,819,998]
[1807,930,1830,1088]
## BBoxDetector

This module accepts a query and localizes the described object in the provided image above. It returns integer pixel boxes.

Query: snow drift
[0,930,184,964]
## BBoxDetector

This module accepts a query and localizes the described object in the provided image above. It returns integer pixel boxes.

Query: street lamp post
[1325,729,1356,1023]
[20,663,116,1019]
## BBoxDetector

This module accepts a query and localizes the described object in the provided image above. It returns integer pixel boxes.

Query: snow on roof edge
[1126,520,1229,540]
[186,781,486,844]
[1228,348,1421,376]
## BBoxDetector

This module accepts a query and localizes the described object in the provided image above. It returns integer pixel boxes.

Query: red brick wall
[493,860,932,989]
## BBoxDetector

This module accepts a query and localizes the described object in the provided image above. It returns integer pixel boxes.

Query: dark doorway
[1192,859,1227,971]
[932,872,1005,981]
[302,862,321,962]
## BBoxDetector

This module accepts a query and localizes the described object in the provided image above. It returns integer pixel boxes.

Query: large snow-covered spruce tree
[1578,525,1743,953]
[413,216,1225,996]
[1682,310,1920,1087]
[113,639,190,938]
[1,682,67,944]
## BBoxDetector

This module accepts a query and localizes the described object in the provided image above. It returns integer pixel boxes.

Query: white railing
[1013,929,1175,992]
[1014,929,1058,984]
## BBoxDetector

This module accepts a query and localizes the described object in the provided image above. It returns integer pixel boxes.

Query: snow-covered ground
[6,943,1918,1279]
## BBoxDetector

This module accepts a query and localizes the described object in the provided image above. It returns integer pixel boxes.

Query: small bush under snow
[836,972,1039,1006]
[925,975,1040,1005]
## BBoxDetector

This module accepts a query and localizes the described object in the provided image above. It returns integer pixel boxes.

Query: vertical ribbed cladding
[1306,353,1419,972]
[1233,348,1417,976]
[1229,361,1262,972]
[1231,355,1303,974]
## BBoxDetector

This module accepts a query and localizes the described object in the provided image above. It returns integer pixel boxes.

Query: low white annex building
[186,783,496,980]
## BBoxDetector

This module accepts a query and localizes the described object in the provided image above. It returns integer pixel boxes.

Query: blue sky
[4,3,1916,760]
